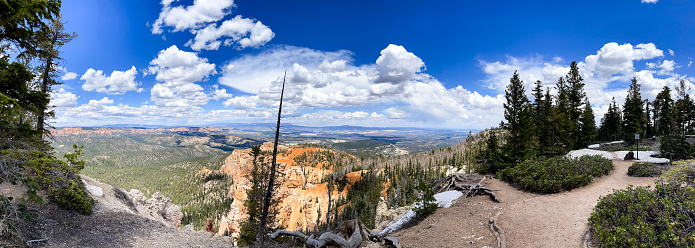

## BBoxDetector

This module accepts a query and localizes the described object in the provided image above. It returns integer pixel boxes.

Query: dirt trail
[391,160,656,248]
[497,160,654,247]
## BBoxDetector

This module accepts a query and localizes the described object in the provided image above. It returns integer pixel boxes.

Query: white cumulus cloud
[318,59,347,73]
[187,15,274,50]
[218,45,353,94]
[80,66,143,94]
[62,72,78,81]
[374,44,425,84]
[147,45,216,111]
[217,44,505,128]
[211,85,234,100]
[51,88,78,107]
[151,0,235,34]
[584,42,664,78]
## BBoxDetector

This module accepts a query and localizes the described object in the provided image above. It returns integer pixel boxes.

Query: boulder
[624,151,635,160]
[128,190,183,228]
[164,203,183,228]
[129,189,147,204]
[82,179,104,197]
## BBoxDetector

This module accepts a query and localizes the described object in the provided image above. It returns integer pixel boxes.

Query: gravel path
[391,160,656,248]
[389,192,502,248]
[497,160,654,247]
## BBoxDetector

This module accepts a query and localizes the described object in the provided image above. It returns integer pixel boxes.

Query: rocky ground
[4,175,234,248]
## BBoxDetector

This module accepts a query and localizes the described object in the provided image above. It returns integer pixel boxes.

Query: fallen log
[489,212,506,248]
[268,219,391,248]
[433,173,500,202]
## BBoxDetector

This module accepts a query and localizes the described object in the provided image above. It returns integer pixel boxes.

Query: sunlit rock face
[215,143,356,236]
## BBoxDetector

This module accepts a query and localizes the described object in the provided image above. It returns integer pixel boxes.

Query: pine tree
[622,77,645,144]
[554,76,573,151]
[562,61,586,150]
[660,81,692,159]
[644,101,653,138]
[579,98,597,148]
[239,145,264,245]
[0,0,61,61]
[532,80,551,156]
[36,15,77,133]
[652,86,674,137]
[543,88,563,155]
[477,131,503,173]
[674,79,695,136]
[502,71,534,163]
[598,98,622,142]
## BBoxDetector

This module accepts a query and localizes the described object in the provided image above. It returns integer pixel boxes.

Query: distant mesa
[50,126,223,137]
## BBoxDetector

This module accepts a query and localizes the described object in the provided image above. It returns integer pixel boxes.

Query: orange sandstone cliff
[216,143,356,237]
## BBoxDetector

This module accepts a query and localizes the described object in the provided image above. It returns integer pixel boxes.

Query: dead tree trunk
[268,219,393,248]
[326,180,332,230]
[432,174,499,202]
[256,72,286,245]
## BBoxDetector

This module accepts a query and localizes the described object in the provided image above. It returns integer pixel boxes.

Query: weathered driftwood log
[489,212,506,248]
[453,184,500,202]
[433,174,500,202]
[268,219,384,248]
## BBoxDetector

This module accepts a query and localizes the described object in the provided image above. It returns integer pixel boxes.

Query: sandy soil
[390,190,502,248]
[391,160,656,248]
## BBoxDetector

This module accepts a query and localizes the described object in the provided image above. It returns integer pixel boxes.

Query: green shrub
[658,160,695,186]
[497,155,613,194]
[607,144,654,152]
[627,162,660,177]
[589,184,695,247]
[23,145,94,214]
[50,179,93,214]
[660,135,692,160]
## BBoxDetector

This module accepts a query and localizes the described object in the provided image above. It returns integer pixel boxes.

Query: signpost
[635,133,640,160]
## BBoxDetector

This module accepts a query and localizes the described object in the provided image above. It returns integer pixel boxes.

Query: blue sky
[50,0,695,129]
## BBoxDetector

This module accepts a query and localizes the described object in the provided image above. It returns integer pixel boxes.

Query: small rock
[181,224,194,232]
[383,237,401,248]
[152,192,164,200]
[204,218,215,233]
